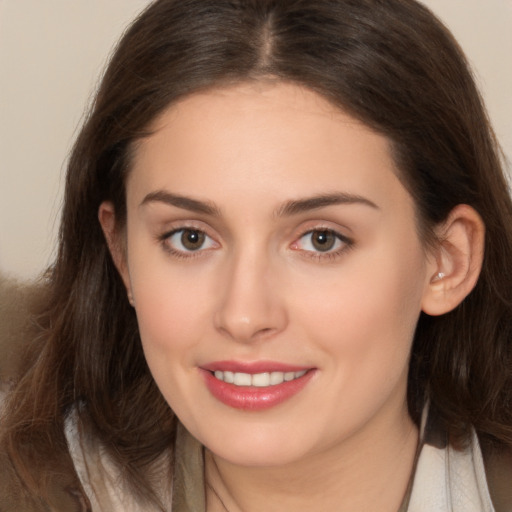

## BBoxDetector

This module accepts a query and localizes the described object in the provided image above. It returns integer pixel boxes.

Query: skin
[100,82,485,511]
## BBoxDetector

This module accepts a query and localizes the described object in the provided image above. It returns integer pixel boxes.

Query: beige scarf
[65,409,495,512]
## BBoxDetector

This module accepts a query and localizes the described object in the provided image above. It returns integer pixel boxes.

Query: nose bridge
[214,242,286,342]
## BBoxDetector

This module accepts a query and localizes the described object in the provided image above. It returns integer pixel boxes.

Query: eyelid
[290,220,353,244]
[158,222,220,258]
[289,223,354,260]
[291,229,350,250]
[169,229,216,249]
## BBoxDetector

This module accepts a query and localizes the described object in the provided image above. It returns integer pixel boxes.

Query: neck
[205,405,419,512]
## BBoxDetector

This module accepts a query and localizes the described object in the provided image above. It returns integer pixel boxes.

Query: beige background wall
[1,0,511,279]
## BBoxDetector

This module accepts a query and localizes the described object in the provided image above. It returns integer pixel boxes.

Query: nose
[213,249,288,343]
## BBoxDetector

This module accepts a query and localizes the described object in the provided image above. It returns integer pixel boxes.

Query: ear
[98,201,134,304]
[421,204,485,316]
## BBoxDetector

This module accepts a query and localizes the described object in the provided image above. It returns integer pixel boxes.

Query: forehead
[127,82,410,215]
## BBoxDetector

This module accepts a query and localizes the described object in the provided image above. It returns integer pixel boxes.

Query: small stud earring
[432,272,445,282]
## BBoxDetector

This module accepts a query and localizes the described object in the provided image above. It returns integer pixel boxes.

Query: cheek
[287,255,425,434]
[127,242,216,369]
[292,243,426,376]
[135,276,210,356]
[131,268,214,419]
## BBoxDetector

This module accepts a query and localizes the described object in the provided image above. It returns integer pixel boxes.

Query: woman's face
[116,82,436,467]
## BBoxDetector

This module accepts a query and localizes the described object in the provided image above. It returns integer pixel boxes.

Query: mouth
[200,362,315,411]
[211,369,308,387]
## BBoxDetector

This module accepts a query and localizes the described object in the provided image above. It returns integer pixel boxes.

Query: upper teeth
[213,370,307,387]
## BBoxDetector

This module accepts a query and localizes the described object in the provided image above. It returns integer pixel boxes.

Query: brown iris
[181,229,205,250]
[311,230,337,252]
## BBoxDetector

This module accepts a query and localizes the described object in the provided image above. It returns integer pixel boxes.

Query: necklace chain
[206,481,231,512]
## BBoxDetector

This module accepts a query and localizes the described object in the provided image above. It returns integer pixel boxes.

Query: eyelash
[291,229,354,262]
[157,226,354,262]
[158,226,218,260]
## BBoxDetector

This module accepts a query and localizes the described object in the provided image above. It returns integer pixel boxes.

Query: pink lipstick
[200,361,315,411]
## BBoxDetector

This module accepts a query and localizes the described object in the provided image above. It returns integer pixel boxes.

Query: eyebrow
[274,193,379,217]
[140,190,378,217]
[140,190,221,216]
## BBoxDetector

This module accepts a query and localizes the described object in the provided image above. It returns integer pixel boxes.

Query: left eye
[166,228,216,252]
[294,229,346,253]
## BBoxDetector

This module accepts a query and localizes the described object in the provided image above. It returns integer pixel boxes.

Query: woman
[1,0,511,510]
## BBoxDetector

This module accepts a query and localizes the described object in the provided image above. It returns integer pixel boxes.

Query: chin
[201,423,316,468]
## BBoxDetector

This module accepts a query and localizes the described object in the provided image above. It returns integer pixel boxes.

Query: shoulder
[0,272,46,387]
[482,441,512,512]
[0,274,84,511]
[65,408,174,511]
[407,406,512,512]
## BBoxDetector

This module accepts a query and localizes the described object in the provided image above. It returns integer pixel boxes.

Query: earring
[432,272,445,282]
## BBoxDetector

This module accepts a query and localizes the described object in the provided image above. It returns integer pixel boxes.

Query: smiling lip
[200,361,315,411]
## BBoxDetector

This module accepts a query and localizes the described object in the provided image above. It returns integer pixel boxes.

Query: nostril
[251,326,278,341]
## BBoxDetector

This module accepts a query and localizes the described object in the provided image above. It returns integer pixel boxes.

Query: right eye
[295,229,346,253]
[164,228,217,254]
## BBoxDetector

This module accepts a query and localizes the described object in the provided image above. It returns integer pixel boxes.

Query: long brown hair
[2,0,511,508]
